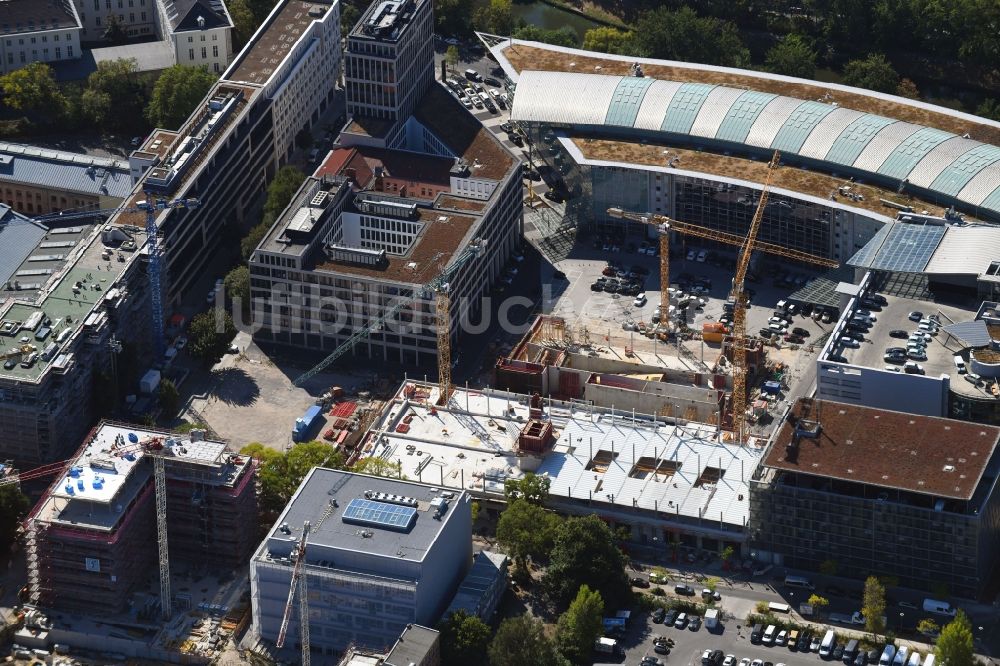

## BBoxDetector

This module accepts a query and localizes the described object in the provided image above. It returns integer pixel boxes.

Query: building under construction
[23,421,257,615]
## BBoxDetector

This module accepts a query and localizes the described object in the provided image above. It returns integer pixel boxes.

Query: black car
[509,133,523,146]
[829,353,847,362]
[797,633,812,651]
[485,76,501,87]
[854,654,868,666]
[631,576,650,588]
[833,645,845,660]
[544,189,564,203]
[889,329,909,338]
[664,609,679,625]
[652,608,666,623]
[674,583,696,596]
[591,282,604,292]
[792,327,810,337]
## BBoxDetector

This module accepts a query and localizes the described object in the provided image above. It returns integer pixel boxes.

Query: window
[200,46,206,58]
[96,16,101,25]
[118,0,123,7]
[188,48,194,60]
[5,54,11,65]
[213,62,220,73]
[41,35,47,42]
[30,37,36,43]
[130,13,134,21]
[55,47,61,59]
[94,0,99,9]
[188,35,192,42]
[200,35,205,42]
[212,34,217,40]
[106,0,111,8]
[129,0,133,5]
[19,52,25,63]
[141,11,146,20]
[53,34,59,41]
[67,45,73,56]
[212,45,218,57]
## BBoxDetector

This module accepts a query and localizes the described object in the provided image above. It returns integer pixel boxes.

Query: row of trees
[0,60,217,134]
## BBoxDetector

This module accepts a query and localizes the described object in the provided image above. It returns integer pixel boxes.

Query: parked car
[889,329,909,338]
[674,584,696,596]
[908,311,924,321]
[652,608,666,623]
[631,577,650,588]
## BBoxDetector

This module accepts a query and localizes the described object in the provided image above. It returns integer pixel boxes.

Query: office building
[749,398,1000,598]
[163,0,234,74]
[0,0,339,465]
[0,0,82,74]
[250,468,472,655]
[485,38,1000,264]
[23,421,257,614]
[0,141,132,215]
[345,0,433,138]
[249,81,521,365]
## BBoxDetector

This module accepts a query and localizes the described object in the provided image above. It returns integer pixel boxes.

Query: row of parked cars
[746,623,935,666]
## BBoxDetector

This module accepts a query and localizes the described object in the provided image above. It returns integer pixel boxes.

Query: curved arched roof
[511,70,1000,218]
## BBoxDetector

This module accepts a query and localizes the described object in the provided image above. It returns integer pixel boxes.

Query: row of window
[187,34,219,42]
[93,0,145,9]
[5,33,73,46]
[188,46,219,60]
[6,45,74,65]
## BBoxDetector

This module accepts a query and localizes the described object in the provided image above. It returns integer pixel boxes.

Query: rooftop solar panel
[867,223,946,273]
[342,498,418,532]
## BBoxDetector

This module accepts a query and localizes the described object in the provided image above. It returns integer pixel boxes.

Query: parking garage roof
[849,220,1000,277]
[768,399,1000,500]
[512,70,1000,221]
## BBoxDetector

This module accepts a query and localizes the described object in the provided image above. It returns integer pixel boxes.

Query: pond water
[508,1,604,41]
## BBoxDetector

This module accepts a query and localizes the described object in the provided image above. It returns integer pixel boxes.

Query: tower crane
[293,239,488,398]
[609,151,839,443]
[276,521,311,666]
[32,195,201,358]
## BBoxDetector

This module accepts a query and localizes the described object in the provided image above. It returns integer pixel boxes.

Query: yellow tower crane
[609,151,839,443]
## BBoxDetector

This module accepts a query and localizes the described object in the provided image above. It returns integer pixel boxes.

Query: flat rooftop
[826,291,977,395]
[496,41,1000,146]
[223,0,333,85]
[262,468,464,560]
[349,0,428,42]
[568,136,962,221]
[370,381,760,528]
[768,399,1000,500]
[31,422,247,531]
[0,141,132,200]
[414,83,514,181]
[316,145,455,190]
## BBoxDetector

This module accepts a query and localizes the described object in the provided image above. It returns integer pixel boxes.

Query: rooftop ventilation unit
[363,490,418,507]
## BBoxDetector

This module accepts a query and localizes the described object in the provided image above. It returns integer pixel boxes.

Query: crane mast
[276,521,311,666]
[609,151,839,442]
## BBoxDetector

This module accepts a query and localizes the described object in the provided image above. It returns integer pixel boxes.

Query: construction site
[9,421,258,662]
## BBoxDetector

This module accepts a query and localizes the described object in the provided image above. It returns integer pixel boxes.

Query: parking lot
[613,609,861,666]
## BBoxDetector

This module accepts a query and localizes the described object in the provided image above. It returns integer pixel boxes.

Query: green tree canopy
[146,65,217,129]
[632,7,749,68]
[977,98,1000,122]
[843,53,899,94]
[435,0,474,37]
[224,265,250,318]
[83,58,145,129]
[188,310,237,365]
[241,441,345,514]
[556,585,605,664]
[862,575,887,635]
[103,14,130,45]
[489,614,568,666]
[504,472,550,505]
[228,0,258,49]
[765,34,817,79]
[352,456,405,478]
[438,610,491,666]
[582,27,635,55]
[0,485,29,563]
[495,498,561,569]
[936,610,974,666]
[264,165,307,222]
[158,377,180,415]
[544,514,630,607]
[513,25,579,48]
[473,0,517,36]
[0,62,64,113]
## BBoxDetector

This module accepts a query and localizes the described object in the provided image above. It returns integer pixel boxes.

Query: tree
[862,576,887,635]
[556,585,605,664]
[473,0,517,36]
[0,485,29,563]
[706,576,720,592]
[228,0,258,49]
[188,310,237,365]
[513,25,579,48]
[504,472,550,505]
[936,610,974,666]
[583,27,635,55]
[544,514,630,607]
[158,377,180,415]
[80,88,113,126]
[917,618,940,637]
[843,54,899,94]
[435,0,474,37]
[241,441,345,514]
[445,45,461,75]
[765,34,817,79]
[720,545,735,564]
[102,13,130,45]
[977,98,1000,122]
[241,222,269,260]
[632,7,749,68]
[808,594,830,615]
[264,165,307,222]
[896,78,920,99]
[146,65,217,129]
[84,58,144,129]
[223,265,250,317]
[438,610,491,666]
[341,3,360,39]
[489,615,568,666]
[0,62,64,112]
[819,559,839,576]
[352,456,404,478]
[495,498,561,569]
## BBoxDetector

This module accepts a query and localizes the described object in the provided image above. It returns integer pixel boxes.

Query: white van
[762,625,777,645]
[879,645,897,666]
[819,630,836,658]
[922,598,957,617]
[784,575,815,590]
[893,646,910,666]
[954,356,967,373]
[906,651,922,666]
[922,655,935,666]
